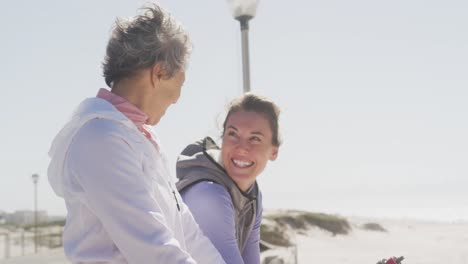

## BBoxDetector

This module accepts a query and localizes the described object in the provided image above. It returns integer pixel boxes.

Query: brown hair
[222,93,281,146]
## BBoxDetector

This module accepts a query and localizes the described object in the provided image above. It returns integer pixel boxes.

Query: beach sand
[296,217,468,264]
[1,217,468,263]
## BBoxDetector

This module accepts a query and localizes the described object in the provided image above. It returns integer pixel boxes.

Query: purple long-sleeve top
[180,181,262,264]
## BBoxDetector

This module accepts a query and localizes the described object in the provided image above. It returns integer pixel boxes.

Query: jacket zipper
[172,190,181,212]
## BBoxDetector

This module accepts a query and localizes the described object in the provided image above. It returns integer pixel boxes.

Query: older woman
[177,93,281,264]
[48,3,224,263]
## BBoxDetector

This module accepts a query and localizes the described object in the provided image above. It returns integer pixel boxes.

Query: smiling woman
[176,93,281,264]
[221,98,280,192]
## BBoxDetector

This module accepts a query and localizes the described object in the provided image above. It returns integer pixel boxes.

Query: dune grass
[361,222,387,232]
[264,210,351,236]
[260,222,293,247]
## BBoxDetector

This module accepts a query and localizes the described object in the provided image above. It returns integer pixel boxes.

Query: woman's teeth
[232,159,253,168]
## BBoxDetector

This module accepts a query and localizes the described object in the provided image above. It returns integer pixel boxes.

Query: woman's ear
[269,146,279,161]
[151,63,167,80]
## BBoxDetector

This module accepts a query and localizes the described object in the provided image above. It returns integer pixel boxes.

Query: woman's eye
[228,131,237,137]
[251,136,261,142]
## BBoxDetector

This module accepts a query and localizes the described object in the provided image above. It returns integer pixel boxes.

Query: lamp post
[31,173,39,253]
[226,0,260,93]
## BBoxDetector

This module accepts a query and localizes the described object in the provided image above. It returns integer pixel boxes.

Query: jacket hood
[47,97,134,197]
[176,137,226,182]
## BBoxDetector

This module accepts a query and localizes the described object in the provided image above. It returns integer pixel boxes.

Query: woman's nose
[235,139,250,153]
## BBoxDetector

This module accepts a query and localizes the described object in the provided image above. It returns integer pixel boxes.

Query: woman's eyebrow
[251,131,265,136]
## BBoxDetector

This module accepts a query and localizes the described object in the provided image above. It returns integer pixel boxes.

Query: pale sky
[1,0,467,220]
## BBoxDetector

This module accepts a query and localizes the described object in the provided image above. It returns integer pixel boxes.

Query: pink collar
[96,88,154,141]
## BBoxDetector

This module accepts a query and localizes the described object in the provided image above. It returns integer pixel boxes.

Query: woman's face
[147,70,186,125]
[221,111,279,192]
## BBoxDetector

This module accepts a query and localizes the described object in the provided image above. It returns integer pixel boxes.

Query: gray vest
[176,137,259,253]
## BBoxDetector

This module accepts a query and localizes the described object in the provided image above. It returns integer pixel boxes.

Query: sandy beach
[2,216,468,263]
[296,217,468,264]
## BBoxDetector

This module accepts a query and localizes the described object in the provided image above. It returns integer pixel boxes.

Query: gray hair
[102,3,192,87]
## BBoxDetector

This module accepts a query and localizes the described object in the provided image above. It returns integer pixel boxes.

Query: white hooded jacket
[48,97,225,264]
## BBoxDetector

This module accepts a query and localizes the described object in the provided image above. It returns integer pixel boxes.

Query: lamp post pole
[227,0,259,93]
[238,16,252,93]
[31,173,39,253]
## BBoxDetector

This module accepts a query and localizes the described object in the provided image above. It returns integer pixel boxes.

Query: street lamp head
[31,173,39,183]
[227,0,259,93]
[227,0,260,21]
